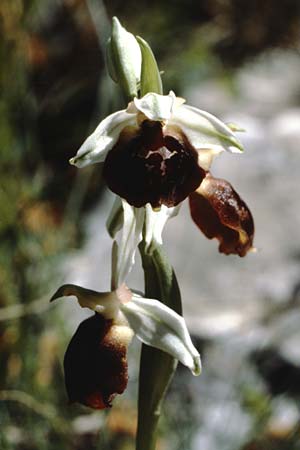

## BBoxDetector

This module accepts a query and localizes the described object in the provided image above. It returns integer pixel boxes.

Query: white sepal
[171,104,243,168]
[112,200,145,289]
[70,110,136,168]
[133,91,176,121]
[50,284,120,319]
[121,295,201,375]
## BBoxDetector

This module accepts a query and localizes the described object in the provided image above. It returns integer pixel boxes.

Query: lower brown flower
[189,173,254,256]
[64,313,132,409]
[103,120,205,208]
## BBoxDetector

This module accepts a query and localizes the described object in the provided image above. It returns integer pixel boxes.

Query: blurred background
[1,0,300,449]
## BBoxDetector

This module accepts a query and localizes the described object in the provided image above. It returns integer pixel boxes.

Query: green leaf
[137,36,163,96]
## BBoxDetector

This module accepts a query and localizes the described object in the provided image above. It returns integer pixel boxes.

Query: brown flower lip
[189,173,254,257]
[64,313,129,409]
[103,119,205,209]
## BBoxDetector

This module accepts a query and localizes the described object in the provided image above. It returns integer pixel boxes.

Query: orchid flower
[70,91,242,208]
[70,91,254,256]
[51,200,200,409]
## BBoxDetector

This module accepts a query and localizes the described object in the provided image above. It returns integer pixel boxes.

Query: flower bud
[106,17,141,100]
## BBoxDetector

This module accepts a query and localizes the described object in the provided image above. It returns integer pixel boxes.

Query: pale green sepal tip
[233,137,244,152]
[137,35,163,96]
[214,130,243,152]
[227,134,244,152]
[226,122,246,133]
[193,356,202,376]
[204,127,244,152]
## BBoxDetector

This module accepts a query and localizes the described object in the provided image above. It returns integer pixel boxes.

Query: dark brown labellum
[189,173,254,256]
[64,313,128,409]
[103,120,205,208]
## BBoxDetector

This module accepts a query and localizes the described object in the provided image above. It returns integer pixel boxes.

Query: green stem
[136,243,182,450]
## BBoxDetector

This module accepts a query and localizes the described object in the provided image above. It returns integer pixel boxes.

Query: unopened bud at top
[106,17,142,100]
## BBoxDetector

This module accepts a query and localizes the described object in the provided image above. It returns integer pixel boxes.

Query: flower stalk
[137,241,182,450]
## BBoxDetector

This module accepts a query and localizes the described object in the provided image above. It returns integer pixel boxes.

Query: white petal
[112,201,145,289]
[50,284,120,319]
[70,110,136,168]
[144,204,180,251]
[171,104,243,168]
[121,295,201,375]
[133,91,176,121]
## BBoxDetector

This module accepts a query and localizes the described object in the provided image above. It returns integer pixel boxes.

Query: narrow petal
[144,204,180,251]
[111,200,145,289]
[69,110,136,168]
[189,173,254,256]
[121,295,201,375]
[64,314,132,409]
[171,104,243,169]
[50,284,120,319]
[133,91,176,121]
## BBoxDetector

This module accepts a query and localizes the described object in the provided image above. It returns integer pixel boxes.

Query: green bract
[137,36,163,96]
